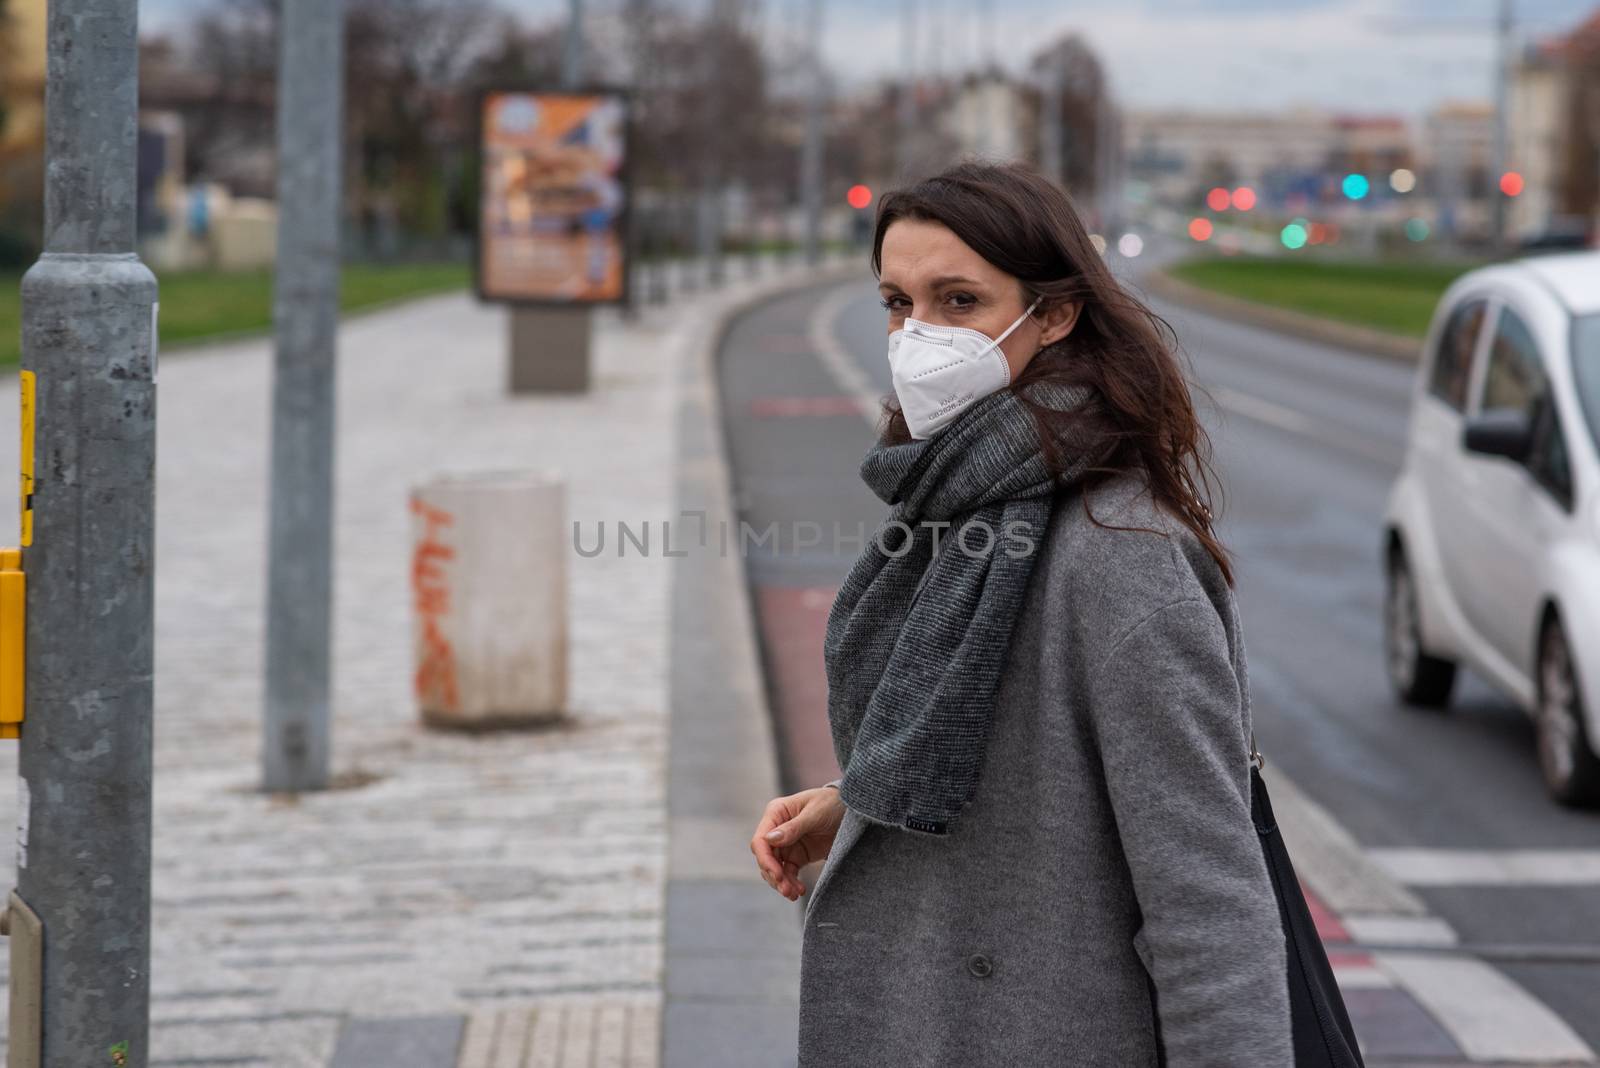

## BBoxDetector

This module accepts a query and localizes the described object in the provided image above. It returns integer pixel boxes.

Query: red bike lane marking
[748,395,869,419]
[755,585,843,791]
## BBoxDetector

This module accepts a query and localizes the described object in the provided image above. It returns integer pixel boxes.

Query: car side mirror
[1462,409,1533,462]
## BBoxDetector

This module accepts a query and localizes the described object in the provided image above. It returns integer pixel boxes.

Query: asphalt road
[716,238,1600,1049]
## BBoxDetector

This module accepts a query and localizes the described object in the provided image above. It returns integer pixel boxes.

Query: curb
[661,254,868,1068]
[1141,267,1424,364]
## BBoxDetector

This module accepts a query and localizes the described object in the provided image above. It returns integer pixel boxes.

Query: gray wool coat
[798,472,1294,1067]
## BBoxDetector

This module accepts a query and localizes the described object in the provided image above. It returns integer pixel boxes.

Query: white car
[1383,251,1600,806]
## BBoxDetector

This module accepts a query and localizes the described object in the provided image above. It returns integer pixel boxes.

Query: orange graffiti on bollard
[411,497,460,713]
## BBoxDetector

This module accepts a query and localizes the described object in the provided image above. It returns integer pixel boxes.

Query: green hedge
[0,261,470,366]
[1167,256,1481,338]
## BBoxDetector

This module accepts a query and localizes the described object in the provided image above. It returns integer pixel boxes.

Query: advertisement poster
[476,90,630,305]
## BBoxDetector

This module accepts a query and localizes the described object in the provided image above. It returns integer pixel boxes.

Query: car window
[1575,314,1600,458]
[1428,297,1486,411]
[1481,306,1572,508]
[1527,401,1573,508]
[1479,306,1545,417]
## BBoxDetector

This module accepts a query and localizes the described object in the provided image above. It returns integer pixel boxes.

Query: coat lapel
[804,808,868,921]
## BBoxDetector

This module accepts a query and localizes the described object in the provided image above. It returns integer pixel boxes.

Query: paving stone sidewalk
[0,257,831,1067]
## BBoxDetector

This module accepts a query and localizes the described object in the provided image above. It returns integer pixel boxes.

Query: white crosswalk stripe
[1371,848,1600,887]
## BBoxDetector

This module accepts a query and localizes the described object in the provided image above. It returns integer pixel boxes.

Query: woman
[748,160,1294,1066]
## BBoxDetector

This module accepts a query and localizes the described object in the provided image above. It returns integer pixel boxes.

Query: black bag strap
[1251,742,1367,1067]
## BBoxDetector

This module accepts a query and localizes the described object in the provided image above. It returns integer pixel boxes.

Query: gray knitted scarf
[823,378,1102,836]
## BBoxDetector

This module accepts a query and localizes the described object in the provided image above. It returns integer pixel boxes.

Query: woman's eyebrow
[879,275,982,291]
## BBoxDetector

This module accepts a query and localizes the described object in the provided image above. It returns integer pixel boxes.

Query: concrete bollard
[410,471,568,729]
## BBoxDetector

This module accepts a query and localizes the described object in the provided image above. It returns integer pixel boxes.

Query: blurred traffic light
[1205,187,1230,213]
[1499,172,1524,197]
[1390,168,1416,194]
[1231,187,1256,211]
[1188,218,1213,242]
[1281,222,1308,249]
[1405,218,1430,242]
[847,184,873,210]
[1341,174,1370,201]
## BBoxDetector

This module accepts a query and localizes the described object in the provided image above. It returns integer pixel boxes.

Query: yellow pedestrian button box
[0,549,23,739]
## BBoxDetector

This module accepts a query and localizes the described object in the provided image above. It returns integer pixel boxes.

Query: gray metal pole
[699,187,724,287]
[263,0,344,793]
[17,0,158,1061]
[802,0,825,264]
[701,0,741,287]
[1490,0,1512,250]
[1096,84,1118,232]
[1040,53,1064,186]
[897,0,917,180]
[564,0,584,89]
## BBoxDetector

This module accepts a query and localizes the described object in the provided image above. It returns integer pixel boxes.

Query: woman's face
[877,217,1079,381]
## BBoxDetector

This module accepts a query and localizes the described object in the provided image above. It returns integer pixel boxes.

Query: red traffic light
[847,184,873,210]
[1188,217,1214,241]
[1499,171,1524,197]
[1205,187,1230,213]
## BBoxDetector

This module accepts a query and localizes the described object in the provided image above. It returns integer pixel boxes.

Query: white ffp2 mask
[887,296,1043,439]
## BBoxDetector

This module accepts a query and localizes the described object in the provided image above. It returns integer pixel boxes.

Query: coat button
[967,953,993,978]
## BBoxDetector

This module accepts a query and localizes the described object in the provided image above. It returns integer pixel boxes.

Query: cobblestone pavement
[0,260,817,1066]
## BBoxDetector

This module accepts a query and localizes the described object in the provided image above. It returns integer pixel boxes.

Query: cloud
[820,0,1599,117]
[141,0,1600,118]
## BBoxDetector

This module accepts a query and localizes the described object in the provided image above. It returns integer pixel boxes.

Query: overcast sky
[139,0,1600,118]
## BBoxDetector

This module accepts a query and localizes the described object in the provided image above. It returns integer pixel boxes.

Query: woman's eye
[879,297,909,312]
[946,292,977,308]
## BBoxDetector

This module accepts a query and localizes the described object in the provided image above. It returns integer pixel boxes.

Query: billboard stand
[473,87,630,395]
[508,306,592,393]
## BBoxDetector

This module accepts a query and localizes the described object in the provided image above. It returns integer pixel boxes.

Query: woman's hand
[750,785,847,901]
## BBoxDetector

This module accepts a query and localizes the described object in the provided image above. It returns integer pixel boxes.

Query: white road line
[1376,952,1595,1063]
[1264,767,1429,917]
[1331,963,1393,990]
[807,281,882,430]
[1371,848,1600,887]
[1205,384,1398,466]
[1342,915,1460,948]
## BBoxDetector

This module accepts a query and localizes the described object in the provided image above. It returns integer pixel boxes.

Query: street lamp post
[802,0,826,264]
[1490,0,1513,250]
[897,0,918,180]
[565,0,585,88]
[16,0,159,1059]
[263,0,346,792]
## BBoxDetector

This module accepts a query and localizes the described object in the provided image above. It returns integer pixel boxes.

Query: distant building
[942,71,1030,163]
[1123,108,1412,204]
[1507,11,1600,245]
[0,0,46,156]
[0,0,47,258]
[1509,39,1569,241]
[1421,101,1494,240]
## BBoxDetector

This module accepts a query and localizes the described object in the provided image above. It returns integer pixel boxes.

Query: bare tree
[1559,21,1600,227]
[1028,34,1106,198]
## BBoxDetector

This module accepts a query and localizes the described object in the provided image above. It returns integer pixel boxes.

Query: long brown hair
[870,158,1233,586]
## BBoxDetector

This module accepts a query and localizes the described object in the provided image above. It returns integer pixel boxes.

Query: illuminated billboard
[475,89,631,305]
